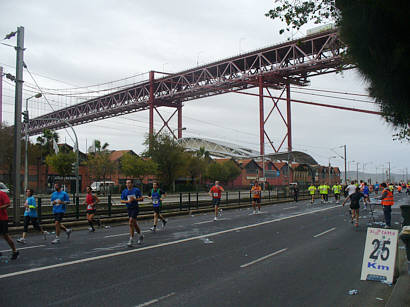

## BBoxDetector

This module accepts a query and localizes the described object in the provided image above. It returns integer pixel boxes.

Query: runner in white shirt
[345,181,357,196]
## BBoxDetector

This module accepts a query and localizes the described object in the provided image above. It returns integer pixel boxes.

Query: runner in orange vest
[380,182,394,228]
[251,181,262,214]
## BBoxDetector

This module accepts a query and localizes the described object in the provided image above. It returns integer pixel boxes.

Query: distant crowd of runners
[0,179,408,259]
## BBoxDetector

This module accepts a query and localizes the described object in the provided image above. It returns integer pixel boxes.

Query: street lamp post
[24,93,42,191]
[172,127,186,139]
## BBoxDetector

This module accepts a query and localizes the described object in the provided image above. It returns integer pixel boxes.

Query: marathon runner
[251,181,262,214]
[342,187,364,227]
[121,180,144,246]
[0,190,19,259]
[50,182,72,244]
[84,186,101,232]
[362,182,370,209]
[332,183,341,203]
[308,183,316,204]
[148,182,167,232]
[209,181,224,221]
[374,182,380,195]
[17,189,48,244]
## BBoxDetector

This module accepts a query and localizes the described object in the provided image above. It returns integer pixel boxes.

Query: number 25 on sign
[360,227,398,284]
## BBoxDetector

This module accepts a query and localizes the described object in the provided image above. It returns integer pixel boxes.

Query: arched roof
[178,137,259,158]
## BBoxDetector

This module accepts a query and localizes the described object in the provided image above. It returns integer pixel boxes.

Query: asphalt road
[0,193,408,307]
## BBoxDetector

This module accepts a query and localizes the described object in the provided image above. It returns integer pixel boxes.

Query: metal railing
[7,188,314,225]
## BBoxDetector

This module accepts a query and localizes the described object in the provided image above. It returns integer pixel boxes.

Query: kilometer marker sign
[361,227,398,284]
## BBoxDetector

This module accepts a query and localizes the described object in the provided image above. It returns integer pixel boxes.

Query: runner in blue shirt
[374,182,380,195]
[121,179,144,247]
[50,182,72,244]
[148,182,167,232]
[362,182,370,210]
[17,189,49,244]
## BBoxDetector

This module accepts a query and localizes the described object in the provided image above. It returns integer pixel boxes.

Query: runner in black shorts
[342,187,364,227]
[209,181,224,221]
[84,186,100,232]
[121,180,144,246]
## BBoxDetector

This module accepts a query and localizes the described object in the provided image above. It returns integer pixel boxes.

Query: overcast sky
[1,0,409,179]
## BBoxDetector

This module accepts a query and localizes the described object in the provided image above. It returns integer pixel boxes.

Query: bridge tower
[149,71,183,140]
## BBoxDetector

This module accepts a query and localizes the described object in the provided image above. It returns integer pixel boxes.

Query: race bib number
[213,193,219,197]
[153,199,159,205]
[87,204,93,210]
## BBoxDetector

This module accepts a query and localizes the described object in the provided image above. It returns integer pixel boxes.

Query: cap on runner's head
[381,183,387,188]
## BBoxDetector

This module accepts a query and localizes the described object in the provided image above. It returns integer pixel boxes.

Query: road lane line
[194,220,213,225]
[135,292,176,307]
[0,205,339,279]
[313,227,336,238]
[104,230,150,238]
[0,245,45,253]
[283,206,297,210]
[240,248,288,268]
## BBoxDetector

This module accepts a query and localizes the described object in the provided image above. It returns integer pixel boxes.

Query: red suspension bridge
[26,29,379,155]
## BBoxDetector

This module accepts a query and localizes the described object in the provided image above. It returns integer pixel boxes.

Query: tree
[120,153,158,192]
[206,160,241,185]
[0,124,16,185]
[185,153,206,187]
[87,151,115,184]
[223,160,242,185]
[45,152,76,186]
[266,1,410,140]
[143,133,187,191]
[36,129,59,191]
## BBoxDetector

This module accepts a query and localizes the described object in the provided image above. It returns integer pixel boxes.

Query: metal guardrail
[7,189,315,225]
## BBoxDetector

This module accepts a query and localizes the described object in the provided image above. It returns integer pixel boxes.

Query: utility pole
[343,145,347,184]
[12,26,24,225]
[356,162,359,183]
[388,162,391,182]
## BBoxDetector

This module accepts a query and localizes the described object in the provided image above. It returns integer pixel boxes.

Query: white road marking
[104,230,149,238]
[240,248,288,268]
[283,206,297,210]
[135,292,176,307]
[0,205,339,279]
[194,220,213,225]
[0,245,45,253]
[313,227,336,238]
[194,218,230,225]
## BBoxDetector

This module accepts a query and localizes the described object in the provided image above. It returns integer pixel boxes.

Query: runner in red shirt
[0,191,19,259]
[208,181,224,221]
[83,186,101,232]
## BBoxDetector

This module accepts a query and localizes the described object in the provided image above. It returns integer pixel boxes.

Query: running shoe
[127,238,133,247]
[51,238,60,244]
[88,228,95,232]
[253,210,257,215]
[150,226,156,232]
[214,217,218,221]
[257,210,262,214]
[16,238,26,244]
[137,235,144,245]
[66,229,72,239]
[162,219,167,228]
[11,251,19,260]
